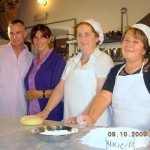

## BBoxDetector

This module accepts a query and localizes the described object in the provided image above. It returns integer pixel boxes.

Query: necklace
[80,56,89,66]
[81,60,88,66]
[125,63,143,74]
[74,55,89,70]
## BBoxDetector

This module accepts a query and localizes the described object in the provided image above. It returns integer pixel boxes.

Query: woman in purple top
[24,24,65,121]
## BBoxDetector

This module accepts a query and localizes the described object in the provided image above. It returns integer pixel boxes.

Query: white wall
[19,0,150,32]
[18,0,150,55]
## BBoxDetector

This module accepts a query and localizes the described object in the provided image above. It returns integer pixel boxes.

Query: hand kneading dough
[20,115,43,125]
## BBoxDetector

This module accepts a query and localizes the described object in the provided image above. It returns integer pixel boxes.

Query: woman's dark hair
[30,24,52,43]
[122,26,150,59]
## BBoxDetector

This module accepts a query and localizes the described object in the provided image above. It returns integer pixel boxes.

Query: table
[0,115,149,150]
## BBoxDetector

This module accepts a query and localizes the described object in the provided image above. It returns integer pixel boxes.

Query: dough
[20,115,43,125]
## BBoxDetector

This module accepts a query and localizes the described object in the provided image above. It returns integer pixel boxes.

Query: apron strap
[117,64,126,76]
[117,61,145,76]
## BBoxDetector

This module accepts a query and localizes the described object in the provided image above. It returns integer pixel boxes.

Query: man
[0,19,33,116]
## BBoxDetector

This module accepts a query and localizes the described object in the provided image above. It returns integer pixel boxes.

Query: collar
[73,46,99,63]
[33,48,53,66]
[8,43,29,55]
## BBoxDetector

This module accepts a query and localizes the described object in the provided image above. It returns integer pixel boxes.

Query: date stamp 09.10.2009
[107,131,148,137]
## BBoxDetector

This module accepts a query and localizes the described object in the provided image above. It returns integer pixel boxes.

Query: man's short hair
[8,19,25,29]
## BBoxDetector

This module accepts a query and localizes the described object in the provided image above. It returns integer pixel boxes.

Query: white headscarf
[83,19,104,45]
[132,23,150,46]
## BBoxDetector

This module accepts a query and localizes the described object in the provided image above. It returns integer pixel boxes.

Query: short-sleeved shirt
[102,59,150,94]
[61,47,114,80]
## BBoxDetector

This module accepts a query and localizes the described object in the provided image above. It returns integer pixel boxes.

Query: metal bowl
[31,125,78,142]
[104,48,122,59]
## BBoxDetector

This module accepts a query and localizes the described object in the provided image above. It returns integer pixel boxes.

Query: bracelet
[43,90,45,98]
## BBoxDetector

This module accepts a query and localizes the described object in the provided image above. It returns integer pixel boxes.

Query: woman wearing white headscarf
[82,23,150,131]
[38,19,114,126]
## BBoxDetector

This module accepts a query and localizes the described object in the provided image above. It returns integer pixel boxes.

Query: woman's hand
[66,115,95,127]
[81,115,95,127]
[37,109,50,120]
[66,117,77,124]
[26,89,40,100]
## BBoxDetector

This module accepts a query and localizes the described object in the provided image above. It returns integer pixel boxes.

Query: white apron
[111,63,150,130]
[64,59,112,126]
